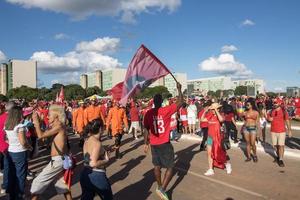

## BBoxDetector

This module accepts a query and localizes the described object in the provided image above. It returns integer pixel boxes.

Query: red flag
[58,86,64,103]
[107,82,124,101]
[119,45,171,105]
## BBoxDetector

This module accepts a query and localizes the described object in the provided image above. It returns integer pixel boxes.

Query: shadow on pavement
[109,155,146,185]
[285,137,300,150]
[168,143,199,200]
[113,169,155,200]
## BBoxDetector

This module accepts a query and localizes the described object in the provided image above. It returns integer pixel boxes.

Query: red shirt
[144,104,177,145]
[268,108,289,133]
[207,112,220,137]
[294,98,300,108]
[198,109,208,128]
[130,105,139,122]
[224,113,234,122]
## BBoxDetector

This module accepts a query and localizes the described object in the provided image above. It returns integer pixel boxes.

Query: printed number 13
[154,120,165,134]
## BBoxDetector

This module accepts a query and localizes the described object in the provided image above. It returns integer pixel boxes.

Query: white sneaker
[225,163,232,174]
[204,169,214,176]
[0,171,3,177]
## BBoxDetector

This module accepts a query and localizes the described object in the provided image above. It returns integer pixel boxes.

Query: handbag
[53,140,76,170]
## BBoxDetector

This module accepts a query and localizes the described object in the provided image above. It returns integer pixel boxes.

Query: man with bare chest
[31,104,72,200]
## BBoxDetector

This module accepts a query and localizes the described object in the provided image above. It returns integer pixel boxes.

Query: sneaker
[0,188,6,194]
[0,171,3,177]
[27,171,35,180]
[155,187,169,200]
[204,169,214,176]
[278,160,285,167]
[225,163,232,174]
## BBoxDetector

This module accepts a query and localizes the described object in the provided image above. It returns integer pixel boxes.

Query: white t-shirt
[5,123,28,153]
[187,104,197,118]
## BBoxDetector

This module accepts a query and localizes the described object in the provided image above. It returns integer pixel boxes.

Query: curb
[178,134,300,159]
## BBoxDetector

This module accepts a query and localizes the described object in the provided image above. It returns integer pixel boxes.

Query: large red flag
[119,45,171,105]
[107,82,124,101]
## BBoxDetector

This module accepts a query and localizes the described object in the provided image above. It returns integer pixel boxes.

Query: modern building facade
[187,76,232,95]
[0,60,37,95]
[187,76,265,96]
[163,73,187,97]
[80,68,127,91]
[287,87,300,97]
[80,74,88,89]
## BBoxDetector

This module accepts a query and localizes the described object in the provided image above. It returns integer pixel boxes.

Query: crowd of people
[0,87,299,200]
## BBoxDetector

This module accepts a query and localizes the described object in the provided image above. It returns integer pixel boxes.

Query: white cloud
[199,53,253,78]
[75,37,120,53]
[241,19,255,26]
[221,45,238,53]
[51,72,80,85]
[6,0,181,23]
[54,33,70,40]
[30,36,122,74]
[0,50,7,62]
[31,50,121,74]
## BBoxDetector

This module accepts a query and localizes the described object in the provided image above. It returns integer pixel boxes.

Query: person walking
[267,98,292,167]
[80,119,113,200]
[5,106,32,199]
[143,82,183,200]
[31,105,72,200]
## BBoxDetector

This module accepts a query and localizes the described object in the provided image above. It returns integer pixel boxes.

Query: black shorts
[151,143,174,168]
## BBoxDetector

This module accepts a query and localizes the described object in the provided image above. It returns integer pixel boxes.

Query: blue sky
[0,0,299,91]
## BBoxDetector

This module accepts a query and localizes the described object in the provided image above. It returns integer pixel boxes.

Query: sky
[0,0,299,91]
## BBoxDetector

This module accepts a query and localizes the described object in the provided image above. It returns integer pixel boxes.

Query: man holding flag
[117,44,184,200]
[144,82,183,200]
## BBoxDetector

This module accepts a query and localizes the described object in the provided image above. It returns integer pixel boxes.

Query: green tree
[64,84,85,100]
[7,86,38,101]
[0,94,8,102]
[137,86,171,99]
[234,86,247,96]
[207,91,216,97]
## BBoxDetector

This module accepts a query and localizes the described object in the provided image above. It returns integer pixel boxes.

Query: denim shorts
[244,126,257,135]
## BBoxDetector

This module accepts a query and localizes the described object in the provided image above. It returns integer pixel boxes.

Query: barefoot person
[31,105,72,200]
[143,82,183,200]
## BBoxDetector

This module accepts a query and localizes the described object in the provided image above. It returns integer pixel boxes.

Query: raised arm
[176,82,184,110]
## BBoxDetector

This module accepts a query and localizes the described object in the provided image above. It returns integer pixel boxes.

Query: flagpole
[170,72,178,83]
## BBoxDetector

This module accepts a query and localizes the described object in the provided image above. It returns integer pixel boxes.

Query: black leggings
[224,121,238,140]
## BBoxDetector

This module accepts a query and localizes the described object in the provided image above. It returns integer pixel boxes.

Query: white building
[0,60,37,95]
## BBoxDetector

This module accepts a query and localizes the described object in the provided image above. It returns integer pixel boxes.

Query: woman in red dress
[201,103,232,176]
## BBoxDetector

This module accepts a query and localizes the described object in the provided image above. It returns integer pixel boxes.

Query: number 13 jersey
[144,104,177,145]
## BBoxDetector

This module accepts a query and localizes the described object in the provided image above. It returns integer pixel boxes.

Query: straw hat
[209,103,222,110]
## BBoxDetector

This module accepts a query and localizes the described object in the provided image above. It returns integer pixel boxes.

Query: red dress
[207,112,227,169]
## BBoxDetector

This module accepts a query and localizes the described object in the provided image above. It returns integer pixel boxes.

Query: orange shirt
[106,106,128,136]
[84,105,105,125]
[72,107,85,134]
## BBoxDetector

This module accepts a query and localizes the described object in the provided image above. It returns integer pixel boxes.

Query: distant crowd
[0,90,299,200]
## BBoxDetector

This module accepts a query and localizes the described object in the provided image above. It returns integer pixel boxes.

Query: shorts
[188,117,196,125]
[244,126,257,135]
[151,143,174,168]
[207,136,213,146]
[30,156,69,195]
[271,132,286,146]
[129,121,141,133]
